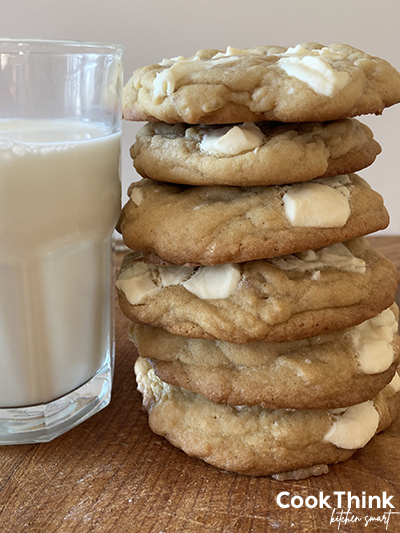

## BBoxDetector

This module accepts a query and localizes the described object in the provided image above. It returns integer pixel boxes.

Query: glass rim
[0,38,124,56]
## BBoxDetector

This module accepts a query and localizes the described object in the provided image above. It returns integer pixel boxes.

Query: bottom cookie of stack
[135,357,399,479]
[130,305,400,478]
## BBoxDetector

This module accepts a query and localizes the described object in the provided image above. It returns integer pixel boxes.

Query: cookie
[123,43,400,124]
[117,174,388,266]
[117,238,399,343]
[130,305,400,410]
[135,357,400,477]
[131,119,381,187]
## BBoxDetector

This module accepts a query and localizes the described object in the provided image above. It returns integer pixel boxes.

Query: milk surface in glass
[0,118,121,407]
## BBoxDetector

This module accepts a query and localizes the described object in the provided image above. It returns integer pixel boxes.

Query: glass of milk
[0,40,123,443]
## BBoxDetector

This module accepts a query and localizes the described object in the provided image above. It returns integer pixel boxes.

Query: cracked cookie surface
[117,238,399,343]
[130,305,400,410]
[117,174,389,266]
[131,119,381,186]
[123,43,400,124]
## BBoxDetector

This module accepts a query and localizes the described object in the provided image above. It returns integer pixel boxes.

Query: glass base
[0,357,112,444]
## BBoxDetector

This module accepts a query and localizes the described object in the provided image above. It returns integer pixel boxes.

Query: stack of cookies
[117,43,400,478]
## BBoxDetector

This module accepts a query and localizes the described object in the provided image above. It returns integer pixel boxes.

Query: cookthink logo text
[276,491,399,529]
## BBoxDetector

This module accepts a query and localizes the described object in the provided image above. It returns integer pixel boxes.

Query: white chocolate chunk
[282,178,351,227]
[200,123,265,155]
[160,55,185,66]
[281,44,347,61]
[351,309,398,373]
[318,47,347,61]
[277,53,350,97]
[270,242,366,274]
[116,263,158,304]
[158,265,194,286]
[388,372,400,392]
[305,243,365,273]
[324,401,379,449]
[130,187,144,207]
[153,58,207,99]
[117,262,194,304]
[153,54,237,100]
[281,44,312,57]
[314,174,351,197]
[117,261,241,303]
[212,46,264,59]
[311,270,321,281]
[182,264,241,299]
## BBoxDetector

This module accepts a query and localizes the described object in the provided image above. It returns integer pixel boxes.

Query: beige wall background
[2,0,400,234]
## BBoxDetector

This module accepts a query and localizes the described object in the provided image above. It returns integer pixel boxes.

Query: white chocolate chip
[182,264,241,299]
[280,45,347,61]
[212,46,264,59]
[117,261,241,303]
[388,372,400,392]
[324,401,379,449]
[130,187,144,207]
[277,47,350,97]
[270,242,366,274]
[158,265,194,286]
[153,55,236,100]
[116,263,158,304]
[200,123,265,156]
[153,59,207,99]
[351,309,398,374]
[282,178,351,227]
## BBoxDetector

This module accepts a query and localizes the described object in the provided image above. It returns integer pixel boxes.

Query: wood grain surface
[0,236,399,533]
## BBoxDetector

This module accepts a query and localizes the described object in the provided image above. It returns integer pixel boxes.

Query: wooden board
[0,236,399,533]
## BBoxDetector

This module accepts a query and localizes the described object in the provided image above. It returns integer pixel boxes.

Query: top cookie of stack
[123,43,400,124]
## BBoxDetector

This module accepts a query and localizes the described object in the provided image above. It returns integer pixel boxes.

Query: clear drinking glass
[0,39,123,443]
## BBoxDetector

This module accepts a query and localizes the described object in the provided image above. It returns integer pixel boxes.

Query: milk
[0,119,121,407]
